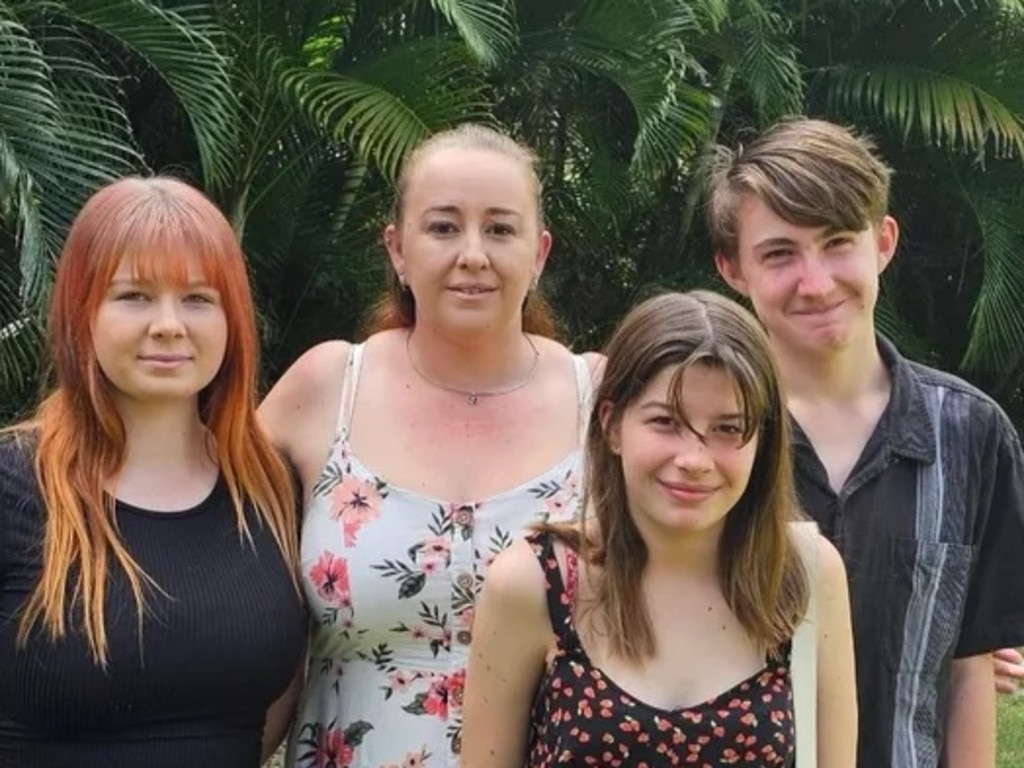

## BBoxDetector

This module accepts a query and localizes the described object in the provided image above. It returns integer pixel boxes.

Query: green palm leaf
[64,0,238,187]
[958,185,1024,376]
[429,0,516,67]
[286,37,490,181]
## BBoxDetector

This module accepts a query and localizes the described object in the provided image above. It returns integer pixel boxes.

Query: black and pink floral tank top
[526,532,796,767]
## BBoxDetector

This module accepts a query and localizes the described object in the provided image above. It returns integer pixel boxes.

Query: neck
[407,323,538,394]
[772,331,887,403]
[115,398,213,470]
[640,524,722,580]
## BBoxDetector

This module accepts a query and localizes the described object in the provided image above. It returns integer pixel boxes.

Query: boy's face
[716,195,898,360]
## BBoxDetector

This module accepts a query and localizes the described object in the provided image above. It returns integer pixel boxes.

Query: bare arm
[258,341,350,492]
[816,535,857,768]
[461,539,553,768]
[943,653,995,767]
[261,661,306,762]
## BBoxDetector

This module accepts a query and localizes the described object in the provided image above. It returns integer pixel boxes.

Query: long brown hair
[361,123,558,338]
[10,176,298,666]
[548,290,808,661]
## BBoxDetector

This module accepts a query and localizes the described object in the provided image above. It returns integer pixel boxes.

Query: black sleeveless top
[0,439,306,768]
[526,532,796,767]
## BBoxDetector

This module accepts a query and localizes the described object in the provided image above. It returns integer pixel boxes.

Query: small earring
[530,274,540,291]
[398,274,409,290]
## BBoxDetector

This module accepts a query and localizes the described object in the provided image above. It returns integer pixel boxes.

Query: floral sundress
[285,343,592,768]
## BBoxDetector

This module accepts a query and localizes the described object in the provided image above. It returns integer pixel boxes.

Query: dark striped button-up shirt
[793,336,1024,768]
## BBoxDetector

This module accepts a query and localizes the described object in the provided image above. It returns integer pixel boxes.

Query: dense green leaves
[3,0,1024,423]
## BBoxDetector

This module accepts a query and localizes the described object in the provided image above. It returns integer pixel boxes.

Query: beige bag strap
[791,520,819,768]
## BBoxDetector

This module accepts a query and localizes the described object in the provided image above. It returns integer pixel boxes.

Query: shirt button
[456,572,473,590]
[456,630,472,645]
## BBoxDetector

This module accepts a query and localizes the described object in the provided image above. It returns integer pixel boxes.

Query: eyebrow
[636,401,744,420]
[751,228,852,252]
[424,205,522,218]
[109,278,215,288]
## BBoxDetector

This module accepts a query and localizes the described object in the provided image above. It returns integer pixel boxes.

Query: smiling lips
[139,354,191,364]
[659,480,719,503]
[449,285,496,296]
[791,299,845,317]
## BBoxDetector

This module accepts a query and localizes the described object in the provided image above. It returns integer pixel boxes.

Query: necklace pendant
[468,393,479,406]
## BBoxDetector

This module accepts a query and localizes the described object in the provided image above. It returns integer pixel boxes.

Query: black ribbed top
[0,438,306,768]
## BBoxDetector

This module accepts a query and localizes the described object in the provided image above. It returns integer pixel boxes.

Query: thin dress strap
[335,343,365,435]
[526,531,581,652]
[571,354,594,447]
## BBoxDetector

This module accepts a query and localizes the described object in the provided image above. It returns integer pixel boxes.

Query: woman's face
[384,145,551,337]
[92,254,228,408]
[604,363,759,542]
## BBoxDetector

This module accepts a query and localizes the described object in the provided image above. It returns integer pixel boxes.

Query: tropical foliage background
[3,0,1024,426]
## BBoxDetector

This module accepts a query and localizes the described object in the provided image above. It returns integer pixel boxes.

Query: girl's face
[604,362,759,542]
[92,254,227,408]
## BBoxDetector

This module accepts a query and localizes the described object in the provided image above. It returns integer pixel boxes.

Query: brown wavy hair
[361,123,558,338]
[10,176,298,666]
[546,290,809,661]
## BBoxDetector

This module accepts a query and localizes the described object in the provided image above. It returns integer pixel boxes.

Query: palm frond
[958,185,1024,375]
[821,63,1024,158]
[64,0,238,187]
[286,37,490,181]
[429,0,516,67]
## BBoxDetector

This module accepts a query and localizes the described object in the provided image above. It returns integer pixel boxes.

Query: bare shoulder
[481,537,547,611]
[259,341,352,475]
[814,533,847,583]
[261,341,350,423]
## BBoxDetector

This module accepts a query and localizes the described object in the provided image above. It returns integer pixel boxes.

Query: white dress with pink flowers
[285,344,592,768]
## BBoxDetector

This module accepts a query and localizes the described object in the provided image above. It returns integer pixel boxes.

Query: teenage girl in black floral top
[462,291,857,767]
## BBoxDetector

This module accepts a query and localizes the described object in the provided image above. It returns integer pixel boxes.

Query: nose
[455,230,489,271]
[672,429,713,474]
[795,253,836,298]
[149,296,186,338]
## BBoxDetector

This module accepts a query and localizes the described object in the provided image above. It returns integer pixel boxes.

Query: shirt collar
[788,335,936,464]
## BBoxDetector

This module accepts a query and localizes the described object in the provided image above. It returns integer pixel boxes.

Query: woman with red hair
[0,177,306,767]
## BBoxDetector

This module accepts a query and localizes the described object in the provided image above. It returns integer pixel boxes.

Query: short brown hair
[705,117,893,259]
[362,123,557,338]
[545,290,809,661]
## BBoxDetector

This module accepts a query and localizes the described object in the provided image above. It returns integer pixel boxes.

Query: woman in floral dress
[462,291,857,767]
[260,124,602,768]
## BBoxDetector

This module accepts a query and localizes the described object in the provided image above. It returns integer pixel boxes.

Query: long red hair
[12,176,298,666]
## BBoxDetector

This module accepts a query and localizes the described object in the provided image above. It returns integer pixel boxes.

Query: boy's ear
[875,215,899,275]
[715,252,749,297]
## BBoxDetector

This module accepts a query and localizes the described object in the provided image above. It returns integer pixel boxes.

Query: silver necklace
[406,332,541,405]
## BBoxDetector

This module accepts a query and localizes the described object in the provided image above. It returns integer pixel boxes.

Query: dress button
[456,572,474,590]
[454,506,474,528]
[456,630,472,645]
[452,735,462,754]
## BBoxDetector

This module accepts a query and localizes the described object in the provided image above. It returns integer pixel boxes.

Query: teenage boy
[706,117,1024,767]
